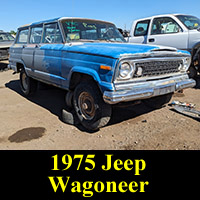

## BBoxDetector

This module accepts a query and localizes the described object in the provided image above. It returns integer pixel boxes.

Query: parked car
[9,17,196,130]
[0,30,15,60]
[127,14,200,77]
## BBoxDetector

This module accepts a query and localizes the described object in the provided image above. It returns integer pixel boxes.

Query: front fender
[69,66,114,92]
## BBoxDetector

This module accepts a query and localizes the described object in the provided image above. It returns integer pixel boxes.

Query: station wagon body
[9,17,196,130]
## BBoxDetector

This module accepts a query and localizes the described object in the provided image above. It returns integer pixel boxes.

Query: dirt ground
[0,60,200,150]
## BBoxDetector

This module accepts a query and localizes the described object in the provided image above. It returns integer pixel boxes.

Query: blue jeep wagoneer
[9,17,196,130]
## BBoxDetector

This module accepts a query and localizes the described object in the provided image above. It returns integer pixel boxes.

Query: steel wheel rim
[78,92,95,120]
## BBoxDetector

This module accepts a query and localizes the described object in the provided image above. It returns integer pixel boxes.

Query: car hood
[0,41,14,48]
[65,42,180,59]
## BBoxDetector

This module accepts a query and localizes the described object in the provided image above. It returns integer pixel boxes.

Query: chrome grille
[134,60,183,77]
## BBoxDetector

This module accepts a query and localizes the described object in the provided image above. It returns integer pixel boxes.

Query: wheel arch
[68,67,102,91]
[15,60,27,73]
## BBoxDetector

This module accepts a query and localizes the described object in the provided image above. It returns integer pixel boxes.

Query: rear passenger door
[34,22,64,86]
[10,28,29,67]
[22,24,43,77]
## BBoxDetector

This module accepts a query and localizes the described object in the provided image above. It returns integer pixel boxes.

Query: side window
[134,20,150,36]
[16,29,29,44]
[29,25,43,44]
[42,23,62,43]
[151,17,181,35]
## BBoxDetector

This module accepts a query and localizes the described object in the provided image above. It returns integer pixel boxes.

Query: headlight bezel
[183,57,191,71]
[118,61,135,80]
[179,57,191,72]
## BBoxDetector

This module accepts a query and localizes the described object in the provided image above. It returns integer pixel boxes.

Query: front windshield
[0,33,14,42]
[61,19,126,43]
[176,15,200,30]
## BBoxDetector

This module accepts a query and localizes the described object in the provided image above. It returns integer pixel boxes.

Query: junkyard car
[9,17,196,130]
[0,31,14,60]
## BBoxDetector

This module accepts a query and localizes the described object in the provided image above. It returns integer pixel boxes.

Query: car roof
[134,13,187,21]
[19,17,114,29]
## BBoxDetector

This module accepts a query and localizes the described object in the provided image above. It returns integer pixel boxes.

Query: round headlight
[178,57,191,72]
[180,57,191,72]
[184,57,191,69]
[119,62,132,79]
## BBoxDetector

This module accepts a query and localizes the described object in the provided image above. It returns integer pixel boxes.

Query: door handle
[149,38,155,42]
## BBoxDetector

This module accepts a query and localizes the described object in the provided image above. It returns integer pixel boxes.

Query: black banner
[1,151,199,199]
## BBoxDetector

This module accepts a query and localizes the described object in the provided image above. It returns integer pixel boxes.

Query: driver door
[33,22,64,86]
[147,17,188,50]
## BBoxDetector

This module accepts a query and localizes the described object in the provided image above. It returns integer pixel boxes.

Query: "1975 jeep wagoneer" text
[9,17,196,130]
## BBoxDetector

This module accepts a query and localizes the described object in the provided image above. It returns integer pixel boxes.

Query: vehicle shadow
[0,61,8,71]
[5,80,66,121]
[194,75,200,89]
[5,79,155,133]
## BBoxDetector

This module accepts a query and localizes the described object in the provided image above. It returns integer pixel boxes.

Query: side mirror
[137,27,144,32]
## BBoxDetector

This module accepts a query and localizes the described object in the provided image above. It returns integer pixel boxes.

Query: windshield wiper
[97,38,113,42]
[78,39,96,42]
[97,38,124,43]
[67,39,96,43]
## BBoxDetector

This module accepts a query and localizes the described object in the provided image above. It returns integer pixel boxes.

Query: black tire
[188,65,197,78]
[65,91,74,108]
[19,68,37,96]
[143,93,173,109]
[73,81,112,131]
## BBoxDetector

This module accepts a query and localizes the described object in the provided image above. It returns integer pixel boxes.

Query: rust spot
[8,127,46,143]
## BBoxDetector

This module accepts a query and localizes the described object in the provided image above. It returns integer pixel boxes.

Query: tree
[10,30,16,36]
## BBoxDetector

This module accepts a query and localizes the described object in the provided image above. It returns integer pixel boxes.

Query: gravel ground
[0,61,200,150]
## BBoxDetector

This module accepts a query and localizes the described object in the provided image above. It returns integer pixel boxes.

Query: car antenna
[70,0,75,42]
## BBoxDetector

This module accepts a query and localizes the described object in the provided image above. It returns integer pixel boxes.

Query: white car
[0,31,15,60]
[127,14,200,77]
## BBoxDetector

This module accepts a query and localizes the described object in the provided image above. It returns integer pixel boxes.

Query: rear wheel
[19,68,37,96]
[73,81,112,131]
[143,93,173,109]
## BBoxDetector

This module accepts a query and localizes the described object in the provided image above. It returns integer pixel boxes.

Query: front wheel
[73,81,112,131]
[188,65,197,78]
[19,68,37,96]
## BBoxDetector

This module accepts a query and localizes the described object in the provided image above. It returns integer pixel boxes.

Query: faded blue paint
[177,49,191,55]
[67,43,159,59]
[41,42,160,59]
[39,42,182,92]
[40,43,117,91]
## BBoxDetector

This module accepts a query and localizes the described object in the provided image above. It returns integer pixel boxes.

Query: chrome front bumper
[103,76,196,104]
